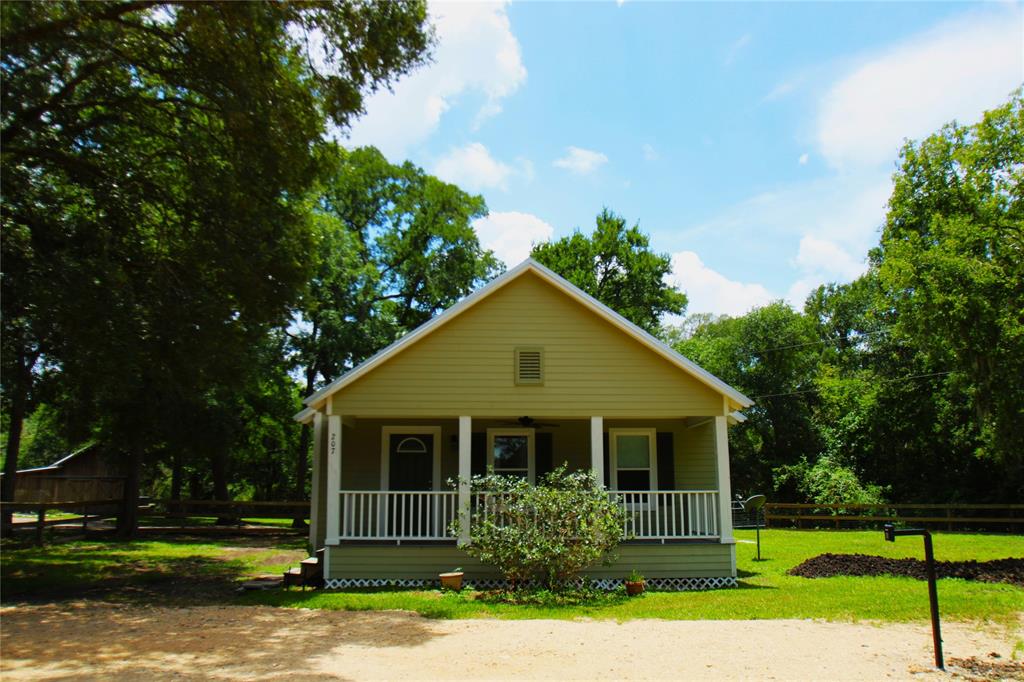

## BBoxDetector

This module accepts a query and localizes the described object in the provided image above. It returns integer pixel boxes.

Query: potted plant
[624,569,645,596]
[439,567,464,591]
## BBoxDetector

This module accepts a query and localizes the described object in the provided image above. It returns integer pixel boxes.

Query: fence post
[36,507,45,545]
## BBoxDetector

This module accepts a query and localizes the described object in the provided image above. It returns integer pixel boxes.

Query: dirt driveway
[1,603,1021,681]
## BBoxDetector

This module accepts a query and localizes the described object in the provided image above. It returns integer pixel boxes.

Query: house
[2,444,124,502]
[294,259,752,590]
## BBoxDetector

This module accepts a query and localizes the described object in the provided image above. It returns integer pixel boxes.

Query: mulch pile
[788,553,1024,587]
[948,655,1024,681]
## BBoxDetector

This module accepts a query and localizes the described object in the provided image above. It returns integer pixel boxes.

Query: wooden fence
[1,500,124,544]
[155,499,309,519]
[764,502,1024,532]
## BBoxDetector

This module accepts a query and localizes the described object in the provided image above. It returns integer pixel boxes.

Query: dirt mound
[948,655,1024,681]
[788,553,1024,587]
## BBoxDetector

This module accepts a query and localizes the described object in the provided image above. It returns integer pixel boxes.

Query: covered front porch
[307,414,736,548]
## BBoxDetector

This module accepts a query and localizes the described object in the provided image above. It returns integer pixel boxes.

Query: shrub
[774,455,888,509]
[450,466,625,589]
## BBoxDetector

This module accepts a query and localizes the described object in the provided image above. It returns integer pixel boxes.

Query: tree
[286,146,500,516]
[1,1,433,535]
[531,209,687,333]
[871,88,1024,491]
[673,303,821,496]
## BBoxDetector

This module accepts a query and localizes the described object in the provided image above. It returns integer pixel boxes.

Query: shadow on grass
[0,532,307,607]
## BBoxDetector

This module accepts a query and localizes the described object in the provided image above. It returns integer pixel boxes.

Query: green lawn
[243,529,1024,624]
[3,529,1021,627]
[1,534,307,603]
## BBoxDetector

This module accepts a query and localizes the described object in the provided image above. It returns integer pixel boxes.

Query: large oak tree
[1,1,433,534]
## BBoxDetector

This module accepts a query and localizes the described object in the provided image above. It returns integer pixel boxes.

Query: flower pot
[625,580,645,596]
[439,572,464,591]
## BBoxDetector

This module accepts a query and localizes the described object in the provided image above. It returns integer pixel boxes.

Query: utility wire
[750,370,953,400]
[754,328,892,354]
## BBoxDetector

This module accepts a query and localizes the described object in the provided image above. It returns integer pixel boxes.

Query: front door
[388,433,434,490]
[387,433,435,537]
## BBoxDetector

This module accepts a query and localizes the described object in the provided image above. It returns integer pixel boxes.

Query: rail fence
[764,502,1024,532]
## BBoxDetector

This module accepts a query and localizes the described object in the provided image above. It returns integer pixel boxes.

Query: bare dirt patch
[789,553,1024,587]
[2,603,1021,681]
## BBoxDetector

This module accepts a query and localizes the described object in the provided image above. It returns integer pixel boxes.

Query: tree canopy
[0,1,434,533]
[872,89,1023,473]
[289,145,500,394]
[531,209,687,333]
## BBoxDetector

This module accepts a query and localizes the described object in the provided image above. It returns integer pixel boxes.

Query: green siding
[327,542,733,580]
[675,420,718,490]
[330,272,725,418]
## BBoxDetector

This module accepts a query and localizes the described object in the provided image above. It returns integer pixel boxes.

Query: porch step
[283,548,325,589]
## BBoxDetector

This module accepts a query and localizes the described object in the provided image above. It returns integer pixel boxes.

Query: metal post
[883,524,943,670]
[923,533,944,670]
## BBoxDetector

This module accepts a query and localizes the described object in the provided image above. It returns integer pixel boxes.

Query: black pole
[923,533,944,670]
[883,524,943,670]
[755,523,761,560]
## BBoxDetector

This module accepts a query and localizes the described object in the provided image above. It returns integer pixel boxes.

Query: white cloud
[794,235,866,281]
[761,76,802,103]
[725,33,752,66]
[642,143,659,161]
[817,5,1023,169]
[343,2,526,159]
[684,6,1021,311]
[553,146,609,175]
[473,211,555,266]
[433,143,517,191]
[668,251,776,317]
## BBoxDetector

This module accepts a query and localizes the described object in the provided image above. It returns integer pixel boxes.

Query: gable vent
[515,347,544,385]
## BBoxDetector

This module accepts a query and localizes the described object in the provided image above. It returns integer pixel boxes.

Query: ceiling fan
[498,416,560,428]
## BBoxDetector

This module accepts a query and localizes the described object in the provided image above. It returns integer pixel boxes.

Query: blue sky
[344,1,1023,318]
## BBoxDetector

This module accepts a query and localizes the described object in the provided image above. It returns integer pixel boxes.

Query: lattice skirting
[323,576,737,591]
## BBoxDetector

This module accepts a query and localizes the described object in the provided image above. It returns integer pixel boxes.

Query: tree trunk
[0,387,27,537]
[170,452,182,499]
[116,449,141,538]
[210,449,235,525]
[291,424,310,528]
[168,451,183,517]
[188,471,202,499]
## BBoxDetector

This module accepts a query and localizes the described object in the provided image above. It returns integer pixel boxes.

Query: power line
[755,328,892,354]
[750,370,953,400]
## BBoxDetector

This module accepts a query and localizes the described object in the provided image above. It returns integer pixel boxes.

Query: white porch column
[325,413,342,544]
[590,416,604,486]
[308,411,325,549]
[458,416,472,546]
[714,415,734,545]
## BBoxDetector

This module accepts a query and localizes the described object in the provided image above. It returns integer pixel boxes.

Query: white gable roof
[297,258,753,419]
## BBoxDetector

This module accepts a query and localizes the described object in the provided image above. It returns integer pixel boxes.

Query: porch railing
[613,490,719,539]
[339,490,719,541]
[474,490,719,540]
[340,491,458,540]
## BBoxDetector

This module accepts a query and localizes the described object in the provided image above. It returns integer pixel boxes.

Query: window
[487,428,535,482]
[609,428,657,491]
[514,347,543,385]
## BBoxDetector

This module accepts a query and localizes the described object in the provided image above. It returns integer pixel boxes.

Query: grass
[136,515,303,528]
[1,533,307,604]
[2,528,1021,626]
[241,529,1024,624]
